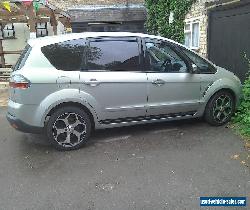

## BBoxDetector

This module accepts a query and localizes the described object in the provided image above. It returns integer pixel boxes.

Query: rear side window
[13,44,31,71]
[41,39,86,71]
[86,39,140,71]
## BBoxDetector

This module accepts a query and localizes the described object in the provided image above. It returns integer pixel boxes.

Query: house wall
[2,22,65,66]
[185,0,209,58]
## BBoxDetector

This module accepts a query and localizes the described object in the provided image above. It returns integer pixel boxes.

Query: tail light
[9,74,30,89]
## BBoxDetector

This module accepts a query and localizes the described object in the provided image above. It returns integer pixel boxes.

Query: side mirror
[191,64,198,73]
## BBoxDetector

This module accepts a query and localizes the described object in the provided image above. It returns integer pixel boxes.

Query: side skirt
[97,111,198,129]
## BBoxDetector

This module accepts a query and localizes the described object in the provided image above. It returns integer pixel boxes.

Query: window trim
[82,36,144,72]
[142,38,192,73]
[3,23,15,39]
[184,20,200,50]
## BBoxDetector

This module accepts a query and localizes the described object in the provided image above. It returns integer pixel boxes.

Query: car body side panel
[146,72,201,116]
[195,77,242,117]
[79,72,148,121]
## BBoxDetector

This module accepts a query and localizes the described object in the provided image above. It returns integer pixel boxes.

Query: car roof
[28,32,182,48]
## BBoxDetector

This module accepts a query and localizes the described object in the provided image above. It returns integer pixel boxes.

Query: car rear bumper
[6,112,44,134]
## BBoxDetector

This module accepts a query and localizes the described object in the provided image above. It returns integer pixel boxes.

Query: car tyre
[46,106,92,151]
[205,90,235,126]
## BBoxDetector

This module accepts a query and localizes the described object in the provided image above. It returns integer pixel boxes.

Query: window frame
[3,23,15,39]
[142,38,192,73]
[36,22,48,38]
[82,36,144,72]
[184,20,200,50]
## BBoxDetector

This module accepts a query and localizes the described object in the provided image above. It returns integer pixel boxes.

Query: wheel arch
[45,102,96,130]
[210,88,236,102]
[205,88,236,108]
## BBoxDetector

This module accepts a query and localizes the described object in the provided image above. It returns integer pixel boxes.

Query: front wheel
[205,90,235,126]
[46,106,92,151]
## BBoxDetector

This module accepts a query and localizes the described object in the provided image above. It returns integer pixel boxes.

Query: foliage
[233,54,250,138]
[145,0,196,43]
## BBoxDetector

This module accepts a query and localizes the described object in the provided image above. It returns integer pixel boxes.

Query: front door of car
[179,47,217,101]
[79,37,148,121]
[143,39,201,117]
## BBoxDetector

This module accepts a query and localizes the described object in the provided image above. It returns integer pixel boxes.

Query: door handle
[83,79,100,87]
[152,79,166,86]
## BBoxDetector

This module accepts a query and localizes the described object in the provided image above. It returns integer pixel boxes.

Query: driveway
[0,88,8,107]
[0,107,249,210]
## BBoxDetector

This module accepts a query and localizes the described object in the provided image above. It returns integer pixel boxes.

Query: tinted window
[181,48,216,73]
[42,39,86,71]
[13,44,31,71]
[86,39,140,71]
[145,40,188,73]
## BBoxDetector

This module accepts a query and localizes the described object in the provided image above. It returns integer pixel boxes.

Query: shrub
[233,55,250,137]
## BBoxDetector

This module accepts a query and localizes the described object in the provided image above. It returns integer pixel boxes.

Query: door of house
[208,2,250,82]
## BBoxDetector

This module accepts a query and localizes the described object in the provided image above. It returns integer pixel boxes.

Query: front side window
[184,21,200,49]
[41,39,86,71]
[145,40,188,73]
[181,47,216,74]
[86,38,140,71]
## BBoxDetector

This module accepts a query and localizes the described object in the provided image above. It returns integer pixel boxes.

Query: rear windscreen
[13,44,32,71]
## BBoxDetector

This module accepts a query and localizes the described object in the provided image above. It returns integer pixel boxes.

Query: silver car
[7,32,242,150]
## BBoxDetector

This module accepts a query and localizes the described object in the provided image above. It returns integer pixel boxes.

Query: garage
[208,1,250,82]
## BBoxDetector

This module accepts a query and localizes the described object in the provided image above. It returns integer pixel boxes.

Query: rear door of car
[79,36,148,122]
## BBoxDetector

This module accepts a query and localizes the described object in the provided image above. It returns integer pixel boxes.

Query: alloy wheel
[212,94,233,123]
[52,112,87,148]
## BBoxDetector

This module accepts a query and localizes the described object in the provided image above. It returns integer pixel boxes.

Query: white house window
[36,22,48,37]
[184,21,200,49]
[3,23,15,39]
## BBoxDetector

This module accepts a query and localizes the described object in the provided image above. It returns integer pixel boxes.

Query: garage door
[208,3,250,82]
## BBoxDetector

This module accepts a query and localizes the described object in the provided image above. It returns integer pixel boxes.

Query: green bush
[233,55,250,137]
[145,0,196,43]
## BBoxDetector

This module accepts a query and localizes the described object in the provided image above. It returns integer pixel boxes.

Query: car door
[179,47,217,101]
[79,37,148,122]
[143,38,201,117]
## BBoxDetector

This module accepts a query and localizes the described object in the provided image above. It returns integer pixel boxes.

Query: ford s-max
[7,32,242,150]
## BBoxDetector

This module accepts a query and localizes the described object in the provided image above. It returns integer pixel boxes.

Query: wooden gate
[208,1,250,81]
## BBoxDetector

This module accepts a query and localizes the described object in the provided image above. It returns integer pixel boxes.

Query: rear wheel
[205,90,235,126]
[46,106,91,151]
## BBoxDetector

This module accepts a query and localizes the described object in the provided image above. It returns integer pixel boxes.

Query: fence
[0,68,12,82]
[0,39,21,81]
